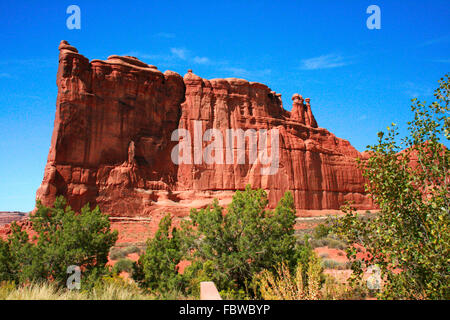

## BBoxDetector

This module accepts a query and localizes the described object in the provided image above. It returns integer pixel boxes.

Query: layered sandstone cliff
[36,41,374,217]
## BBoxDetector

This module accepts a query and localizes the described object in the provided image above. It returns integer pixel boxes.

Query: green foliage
[313,223,331,239]
[112,258,134,274]
[132,213,185,293]
[333,75,450,299]
[0,196,118,288]
[180,185,299,295]
[129,186,323,298]
[0,233,18,282]
[219,287,249,300]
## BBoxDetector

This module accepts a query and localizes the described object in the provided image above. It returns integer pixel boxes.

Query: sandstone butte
[35,41,375,219]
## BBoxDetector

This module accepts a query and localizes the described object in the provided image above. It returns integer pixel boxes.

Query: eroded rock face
[36,41,374,217]
[0,212,28,226]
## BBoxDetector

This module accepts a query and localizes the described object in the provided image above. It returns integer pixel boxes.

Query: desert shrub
[109,250,122,261]
[322,276,369,300]
[321,259,350,270]
[308,238,325,248]
[0,197,118,289]
[321,259,339,269]
[313,223,331,239]
[180,185,300,296]
[318,252,329,259]
[109,245,141,260]
[256,254,322,300]
[333,75,450,299]
[112,258,134,274]
[90,274,151,300]
[219,288,249,300]
[325,238,347,250]
[132,214,185,293]
[309,237,347,250]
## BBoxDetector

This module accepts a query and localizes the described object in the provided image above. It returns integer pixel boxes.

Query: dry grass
[256,254,371,300]
[257,254,322,300]
[321,259,351,270]
[0,280,154,300]
[322,276,371,300]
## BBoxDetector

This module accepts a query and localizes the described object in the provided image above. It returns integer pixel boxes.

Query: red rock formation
[36,41,374,217]
[0,212,28,226]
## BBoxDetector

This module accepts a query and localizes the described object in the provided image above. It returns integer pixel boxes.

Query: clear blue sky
[0,0,449,211]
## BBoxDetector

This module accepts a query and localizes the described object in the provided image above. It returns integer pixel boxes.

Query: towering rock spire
[290,94,317,127]
[304,98,318,128]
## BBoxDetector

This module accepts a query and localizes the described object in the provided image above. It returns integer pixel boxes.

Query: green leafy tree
[333,75,449,299]
[180,185,299,295]
[132,213,185,293]
[0,196,118,288]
